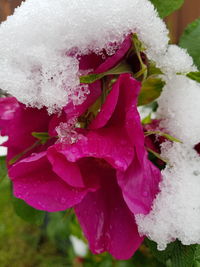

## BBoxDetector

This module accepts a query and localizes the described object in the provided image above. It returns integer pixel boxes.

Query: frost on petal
[0,0,169,111]
[136,143,200,250]
[75,173,143,260]
[9,152,88,212]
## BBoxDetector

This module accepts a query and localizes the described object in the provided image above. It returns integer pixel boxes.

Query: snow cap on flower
[0,0,169,112]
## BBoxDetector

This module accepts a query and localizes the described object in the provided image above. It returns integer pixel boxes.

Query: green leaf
[147,240,200,267]
[0,156,7,180]
[171,243,198,267]
[146,239,176,264]
[150,0,184,18]
[187,72,200,83]
[80,61,132,84]
[12,197,45,225]
[138,76,165,106]
[148,62,163,76]
[144,131,182,143]
[179,18,200,70]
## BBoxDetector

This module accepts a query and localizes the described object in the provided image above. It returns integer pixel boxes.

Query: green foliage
[138,76,165,106]
[0,156,7,180]
[0,177,71,266]
[187,72,200,83]
[179,18,200,70]
[12,197,45,225]
[147,239,200,267]
[150,0,184,18]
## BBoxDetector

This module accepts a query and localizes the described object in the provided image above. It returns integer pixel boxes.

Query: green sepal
[142,113,152,125]
[80,61,132,84]
[186,72,200,83]
[145,131,182,143]
[146,147,168,164]
[138,76,165,106]
[9,140,40,165]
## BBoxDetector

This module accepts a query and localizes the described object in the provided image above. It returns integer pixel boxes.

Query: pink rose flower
[0,36,161,259]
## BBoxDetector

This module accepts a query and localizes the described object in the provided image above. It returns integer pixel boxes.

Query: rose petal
[54,127,134,172]
[117,151,161,215]
[9,152,88,212]
[75,173,143,260]
[95,36,132,74]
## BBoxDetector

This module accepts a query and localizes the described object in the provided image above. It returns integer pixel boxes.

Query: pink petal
[75,173,143,260]
[47,146,85,188]
[9,152,88,212]
[117,151,161,215]
[0,97,19,135]
[89,76,120,129]
[95,36,132,74]
[2,102,51,163]
[54,127,134,172]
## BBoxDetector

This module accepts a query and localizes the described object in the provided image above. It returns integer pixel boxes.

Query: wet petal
[117,151,161,215]
[47,146,85,188]
[75,173,143,260]
[9,152,88,212]
[54,127,134,172]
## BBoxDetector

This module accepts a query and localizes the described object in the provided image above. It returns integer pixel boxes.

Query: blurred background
[0,0,200,266]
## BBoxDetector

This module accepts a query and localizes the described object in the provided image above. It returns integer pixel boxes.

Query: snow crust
[157,45,197,74]
[157,75,200,145]
[136,142,200,250]
[0,0,169,112]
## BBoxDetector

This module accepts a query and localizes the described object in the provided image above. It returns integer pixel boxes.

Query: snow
[0,0,169,112]
[157,75,200,145]
[136,142,200,250]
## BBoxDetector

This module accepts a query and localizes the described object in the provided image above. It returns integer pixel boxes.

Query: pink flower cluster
[0,37,161,259]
